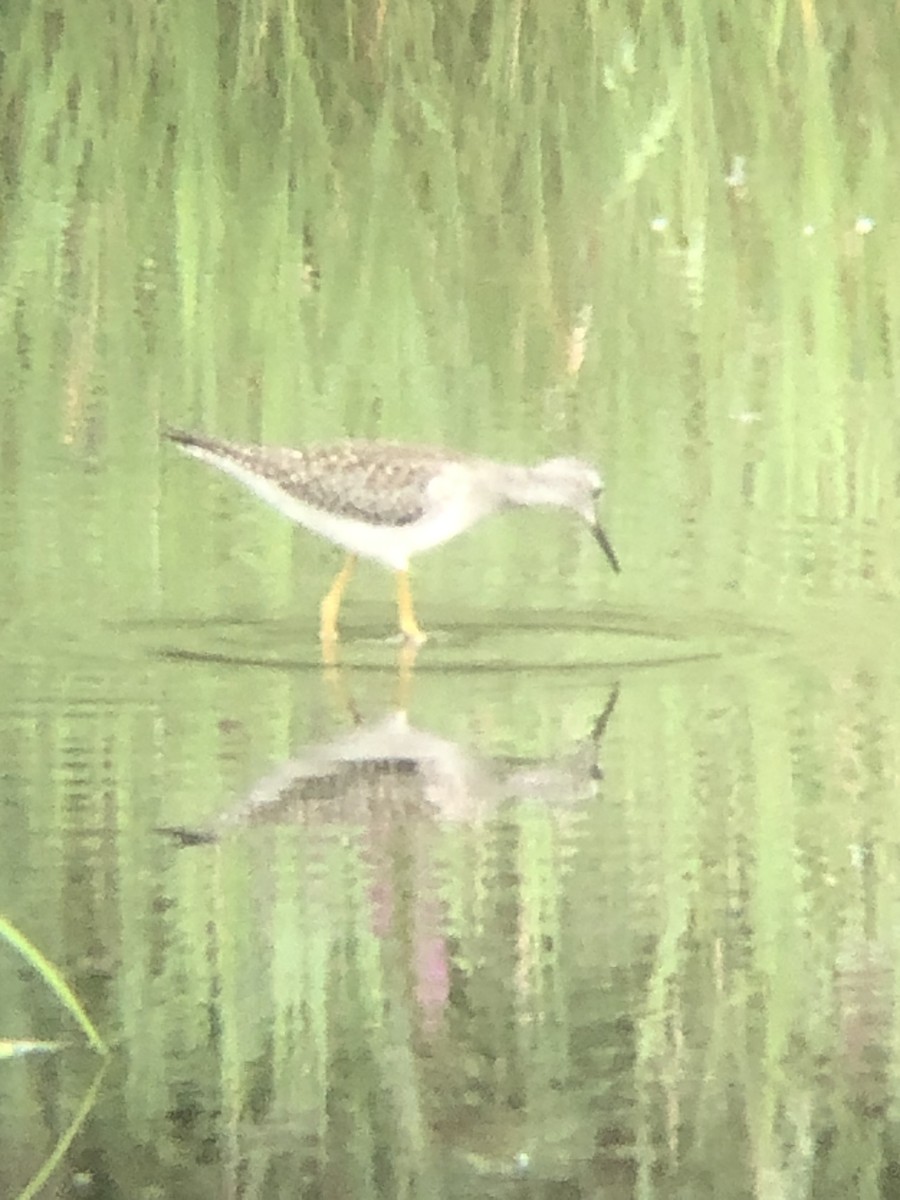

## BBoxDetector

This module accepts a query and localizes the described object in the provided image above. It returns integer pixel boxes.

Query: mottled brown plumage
[165,428,619,644]
[168,433,469,527]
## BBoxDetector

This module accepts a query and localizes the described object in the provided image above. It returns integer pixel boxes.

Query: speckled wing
[189,437,468,528]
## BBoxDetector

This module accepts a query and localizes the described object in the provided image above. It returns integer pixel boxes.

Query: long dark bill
[592,521,621,574]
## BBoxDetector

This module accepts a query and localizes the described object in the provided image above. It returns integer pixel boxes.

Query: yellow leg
[396,641,420,699]
[396,569,427,644]
[319,554,357,643]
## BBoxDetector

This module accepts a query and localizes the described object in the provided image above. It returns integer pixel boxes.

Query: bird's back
[166,431,471,527]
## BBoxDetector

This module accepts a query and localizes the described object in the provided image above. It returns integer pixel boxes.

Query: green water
[2,3,900,1197]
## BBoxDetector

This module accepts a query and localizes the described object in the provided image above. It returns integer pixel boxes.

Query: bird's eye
[591,484,603,500]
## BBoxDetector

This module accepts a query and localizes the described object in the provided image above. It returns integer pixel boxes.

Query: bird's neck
[490,462,555,509]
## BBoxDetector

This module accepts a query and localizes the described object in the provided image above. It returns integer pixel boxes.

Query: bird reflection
[160,687,619,842]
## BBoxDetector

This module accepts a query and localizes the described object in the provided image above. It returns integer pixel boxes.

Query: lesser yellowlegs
[165,430,620,644]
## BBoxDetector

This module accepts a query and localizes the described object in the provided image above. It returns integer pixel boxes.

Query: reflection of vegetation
[0,914,107,1055]
[0,923,108,1200]
[9,1060,108,1200]
[15,1063,107,1200]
